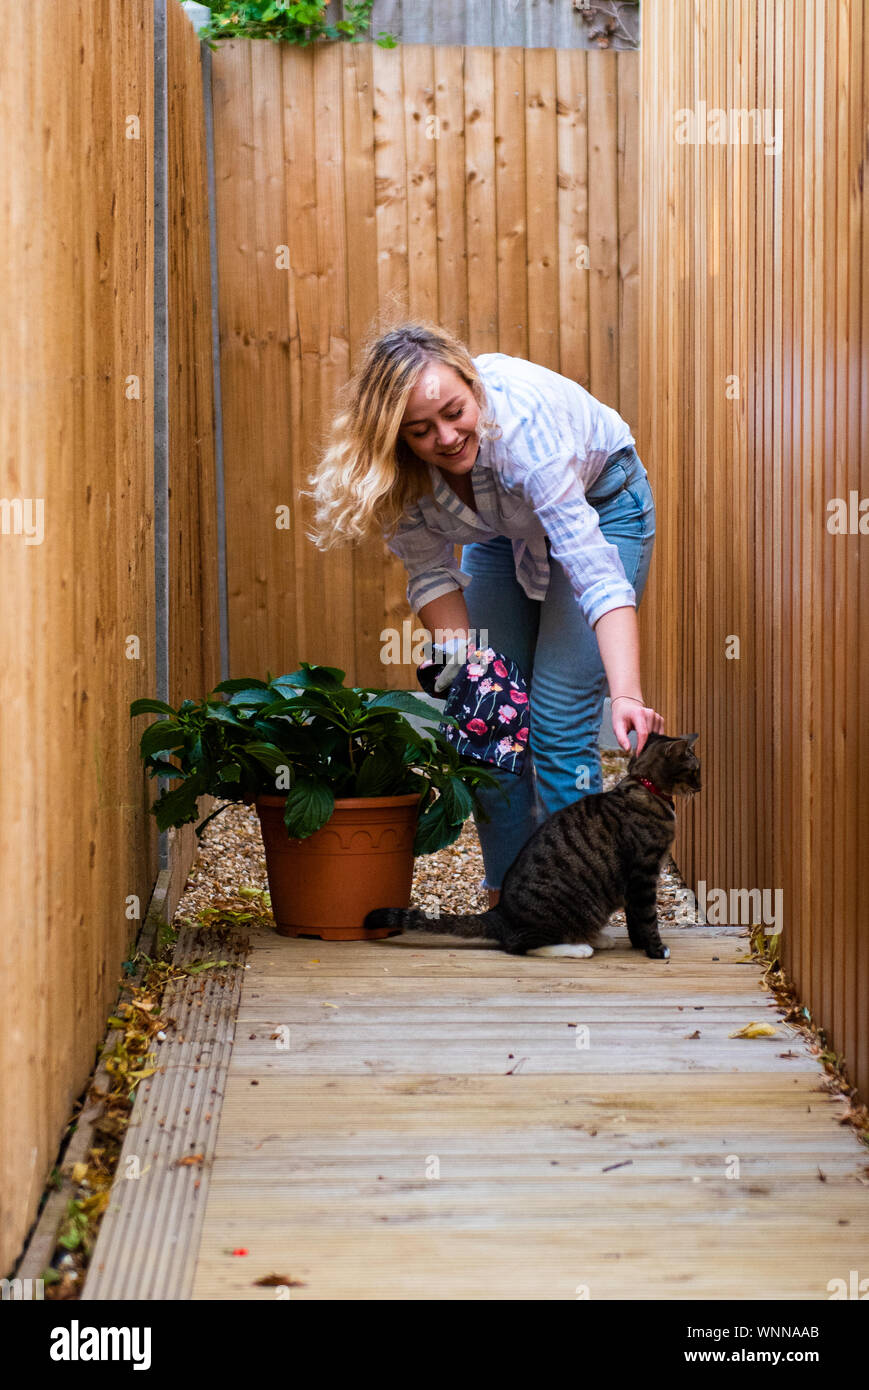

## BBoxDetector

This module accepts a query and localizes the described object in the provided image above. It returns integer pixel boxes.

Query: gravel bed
[173,748,697,930]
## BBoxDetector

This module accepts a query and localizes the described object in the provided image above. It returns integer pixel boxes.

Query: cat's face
[628,732,702,796]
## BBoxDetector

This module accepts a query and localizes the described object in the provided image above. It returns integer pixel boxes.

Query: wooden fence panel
[0,0,156,1275]
[638,0,869,1099]
[168,0,221,703]
[165,0,222,979]
[212,43,639,687]
[342,43,384,687]
[0,0,218,1275]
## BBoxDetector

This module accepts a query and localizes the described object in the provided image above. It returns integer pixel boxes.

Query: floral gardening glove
[416,637,493,700]
[441,649,530,775]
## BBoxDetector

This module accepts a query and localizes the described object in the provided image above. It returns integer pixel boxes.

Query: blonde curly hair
[306,318,501,548]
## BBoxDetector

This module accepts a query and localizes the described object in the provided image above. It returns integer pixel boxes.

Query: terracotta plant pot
[255,793,421,940]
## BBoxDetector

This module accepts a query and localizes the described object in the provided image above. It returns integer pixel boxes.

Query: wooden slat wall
[0,0,156,1276]
[0,0,219,1275]
[166,1,222,965]
[638,0,869,1100]
[211,43,639,686]
[168,0,221,702]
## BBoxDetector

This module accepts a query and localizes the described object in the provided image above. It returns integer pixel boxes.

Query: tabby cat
[364,732,701,959]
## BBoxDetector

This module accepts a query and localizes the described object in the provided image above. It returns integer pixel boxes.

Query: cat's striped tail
[363,906,502,940]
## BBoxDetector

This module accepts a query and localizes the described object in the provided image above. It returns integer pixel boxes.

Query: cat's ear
[662,732,699,757]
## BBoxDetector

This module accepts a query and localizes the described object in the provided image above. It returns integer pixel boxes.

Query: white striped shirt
[386,352,638,628]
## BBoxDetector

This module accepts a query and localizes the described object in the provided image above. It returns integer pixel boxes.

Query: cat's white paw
[588,931,616,950]
[527,943,595,958]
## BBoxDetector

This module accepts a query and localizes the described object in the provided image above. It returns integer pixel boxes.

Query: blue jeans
[460,445,656,889]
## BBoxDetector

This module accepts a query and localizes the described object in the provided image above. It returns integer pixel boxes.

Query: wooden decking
[190,920,869,1300]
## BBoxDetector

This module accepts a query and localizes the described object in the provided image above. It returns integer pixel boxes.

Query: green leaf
[206,702,251,727]
[152,775,207,831]
[140,720,185,757]
[282,777,335,839]
[259,692,337,716]
[147,757,185,781]
[226,687,278,708]
[185,732,205,765]
[353,747,407,798]
[218,763,242,782]
[214,677,269,694]
[249,721,316,755]
[302,721,347,758]
[180,959,231,975]
[130,698,177,718]
[262,693,353,731]
[366,691,443,722]
[295,2,328,22]
[439,776,475,825]
[256,696,306,718]
[413,797,460,856]
[244,742,291,774]
[275,662,346,691]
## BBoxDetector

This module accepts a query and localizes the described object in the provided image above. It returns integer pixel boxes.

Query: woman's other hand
[592,608,662,754]
[610,695,665,754]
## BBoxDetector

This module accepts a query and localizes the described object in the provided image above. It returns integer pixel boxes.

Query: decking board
[190,922,869,1299]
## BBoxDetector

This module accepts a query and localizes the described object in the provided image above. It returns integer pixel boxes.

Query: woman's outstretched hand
[610,695,665,754]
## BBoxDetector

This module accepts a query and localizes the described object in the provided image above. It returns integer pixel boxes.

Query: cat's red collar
[630,774,675,811]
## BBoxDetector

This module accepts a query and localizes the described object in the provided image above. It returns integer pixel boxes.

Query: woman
[309,320,664,905]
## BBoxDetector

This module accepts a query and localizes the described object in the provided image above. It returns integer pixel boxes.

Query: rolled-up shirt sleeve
[385,503,472,613]
[494,384,637,628]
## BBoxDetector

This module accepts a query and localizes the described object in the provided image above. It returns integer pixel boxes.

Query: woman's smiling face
[398,362,481,474]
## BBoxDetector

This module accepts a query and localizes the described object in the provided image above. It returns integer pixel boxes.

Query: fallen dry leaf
[173,1153,204,1167]
[685,1030,701,1040]
[729,1021,778,1039]
[253,1273,307,1288]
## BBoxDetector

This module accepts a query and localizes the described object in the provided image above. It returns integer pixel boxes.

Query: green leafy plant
[131,664,501,855]
[198,1,397,50]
